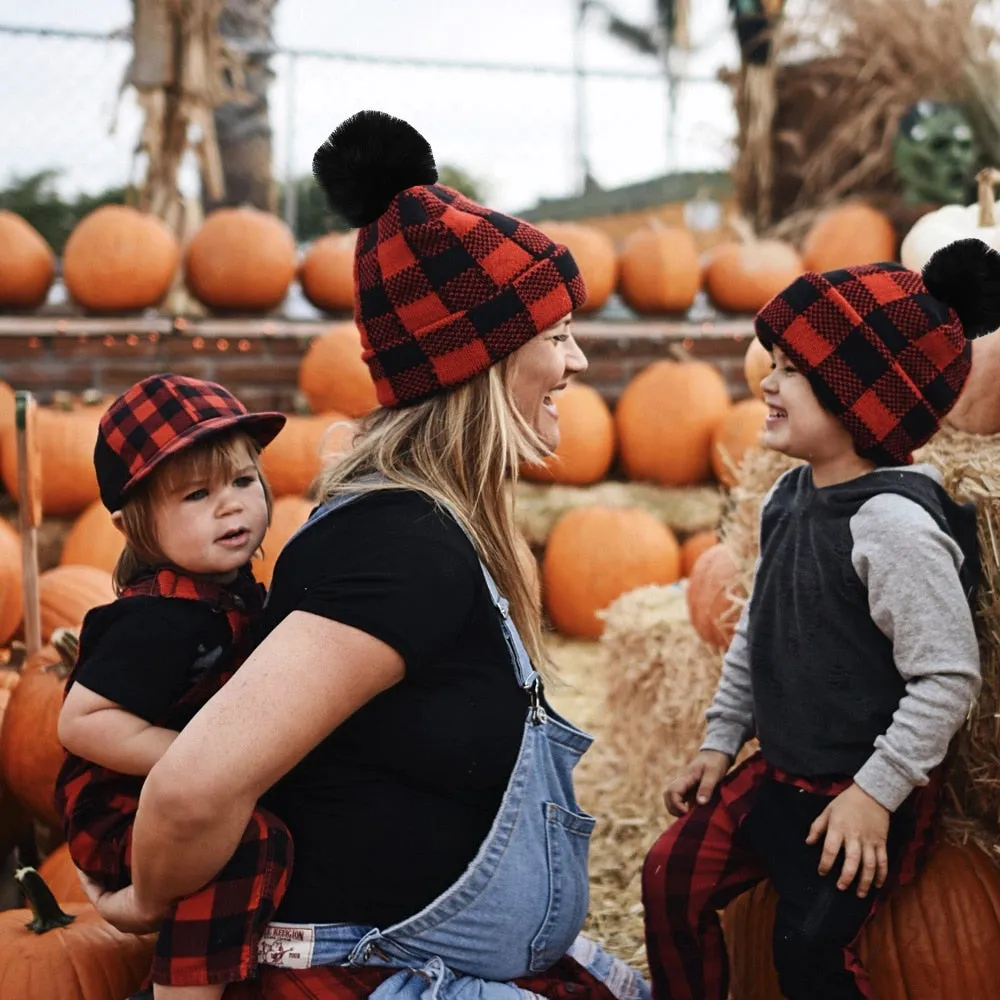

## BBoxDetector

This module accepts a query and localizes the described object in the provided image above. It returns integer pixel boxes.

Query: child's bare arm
[58,682,178,776]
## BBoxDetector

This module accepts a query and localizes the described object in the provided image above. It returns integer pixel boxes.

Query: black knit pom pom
[922,237,1000,339]
[312,111,438,228]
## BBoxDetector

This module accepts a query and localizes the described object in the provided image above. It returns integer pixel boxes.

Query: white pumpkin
[901,168,1000,271]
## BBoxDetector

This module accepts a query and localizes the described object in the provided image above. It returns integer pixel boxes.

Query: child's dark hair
[112,429,274,593]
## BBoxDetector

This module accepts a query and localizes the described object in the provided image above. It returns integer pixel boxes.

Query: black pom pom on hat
[312,110,438,229]
[922,237,1000,339]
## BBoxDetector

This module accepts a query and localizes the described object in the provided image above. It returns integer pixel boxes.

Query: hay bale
[515,481,723,549]
[564,584,725,970]
[914,427,1000,833]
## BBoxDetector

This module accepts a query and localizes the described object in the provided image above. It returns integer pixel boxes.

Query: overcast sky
[0,0,740,213]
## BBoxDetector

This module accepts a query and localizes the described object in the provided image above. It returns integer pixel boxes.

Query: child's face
[760,346,858,463]
[151,440,269,580]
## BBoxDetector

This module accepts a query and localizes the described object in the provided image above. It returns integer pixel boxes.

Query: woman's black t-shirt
[258,489,528,927]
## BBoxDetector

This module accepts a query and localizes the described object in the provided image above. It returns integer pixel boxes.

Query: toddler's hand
[75,868,164,934]
[806,783,890,897]
[664,750,731,817]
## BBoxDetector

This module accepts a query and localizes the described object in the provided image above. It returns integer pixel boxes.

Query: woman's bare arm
[58,684,177,776]
[127,610,404,915]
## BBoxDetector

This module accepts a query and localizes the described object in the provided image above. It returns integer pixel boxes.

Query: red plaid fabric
[95,373,285,512]
[755,263,971,465]
[642,752,941,1000]
[223,953,623,1000]
[54,566,292,988]
[355,184,586,407]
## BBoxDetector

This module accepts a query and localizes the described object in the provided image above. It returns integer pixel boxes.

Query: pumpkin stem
[79,388,104,407]
[3,641,27,672]
[46,628,80,679]
[976,168,1000,227]
[14,867,76,933]
[728,214,758,246]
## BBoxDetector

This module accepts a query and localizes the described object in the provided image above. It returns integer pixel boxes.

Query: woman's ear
[110,511,126,537]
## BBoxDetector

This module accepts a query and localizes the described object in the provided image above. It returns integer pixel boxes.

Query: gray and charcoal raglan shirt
[701,464,981,812]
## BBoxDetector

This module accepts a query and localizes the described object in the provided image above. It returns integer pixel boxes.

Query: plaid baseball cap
[313,111,587,407]
[95,373,286,512]
[755,238,1000,465]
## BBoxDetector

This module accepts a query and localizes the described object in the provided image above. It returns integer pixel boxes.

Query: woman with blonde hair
[86,111,648,1000]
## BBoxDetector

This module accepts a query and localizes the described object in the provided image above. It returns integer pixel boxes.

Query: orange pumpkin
[298,323,379,417]
[0,400,104,516]
[0,629,78,826]
[0,210,55,309]
[0,519,23,646]
[711,399,769,487]
[744,338,771,400]
[680,530,719,578]
[521,383,616,485]
[537,221,618,313]
[0,380,13,434]
[299,232,356,313]
[0,666,31,863]
[542,506,681,639]
[63,205,179,312]
[704,239,802,314]
[257,495,314,588]
[59,501,125,575]
[686,543,741,650]
[38,844,89,904]
[260,412,354,497]
[0,867,155,1000]
[39,566,115,642]
[802,203,898,273]
[616,360,732,485]
[617,224,701,314]
[946,329,1000,434]
[723,840,1000,1000]
[185,206,297,311]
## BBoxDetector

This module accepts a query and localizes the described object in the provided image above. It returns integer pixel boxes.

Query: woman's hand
[805,783,891,897]
[76,868,165,934]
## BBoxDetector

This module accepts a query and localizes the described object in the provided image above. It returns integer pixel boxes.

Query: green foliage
[0,170,130,254]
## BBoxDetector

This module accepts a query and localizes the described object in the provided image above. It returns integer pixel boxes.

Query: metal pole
[283,51,298,236]
[572,0,591,194]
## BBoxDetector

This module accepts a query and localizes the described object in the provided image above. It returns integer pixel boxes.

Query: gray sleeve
[850,494,981,812]
[700,586,756,758]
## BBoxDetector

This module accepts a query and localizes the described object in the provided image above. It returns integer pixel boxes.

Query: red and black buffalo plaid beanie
[94,373,286,512]
[312,110,587,407]
[755,238,1000,465]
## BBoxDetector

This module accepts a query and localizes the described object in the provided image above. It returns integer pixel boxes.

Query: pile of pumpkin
[0,197,896,318]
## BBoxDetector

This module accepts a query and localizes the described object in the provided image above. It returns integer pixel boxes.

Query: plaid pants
[642,752,939,1000]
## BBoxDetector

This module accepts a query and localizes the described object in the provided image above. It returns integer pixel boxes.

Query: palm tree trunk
[205,0,277,212]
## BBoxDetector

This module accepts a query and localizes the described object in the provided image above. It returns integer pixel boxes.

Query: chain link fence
[0,22,736,224]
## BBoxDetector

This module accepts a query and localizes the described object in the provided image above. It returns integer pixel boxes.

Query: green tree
[0,171,129,254]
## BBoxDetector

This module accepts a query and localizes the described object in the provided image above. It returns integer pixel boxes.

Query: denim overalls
[257,489,649,1000]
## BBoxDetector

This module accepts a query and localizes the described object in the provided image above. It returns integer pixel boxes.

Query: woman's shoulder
[297,488,477,554]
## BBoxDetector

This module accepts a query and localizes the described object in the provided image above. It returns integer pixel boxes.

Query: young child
[54,373,289,1000]
[642,238,999,1000]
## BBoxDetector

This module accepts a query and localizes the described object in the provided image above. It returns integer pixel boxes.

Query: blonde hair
[317,357,550,669]
[112,430,274,594]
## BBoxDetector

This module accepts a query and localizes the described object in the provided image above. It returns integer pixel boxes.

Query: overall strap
[287,483,545,720]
